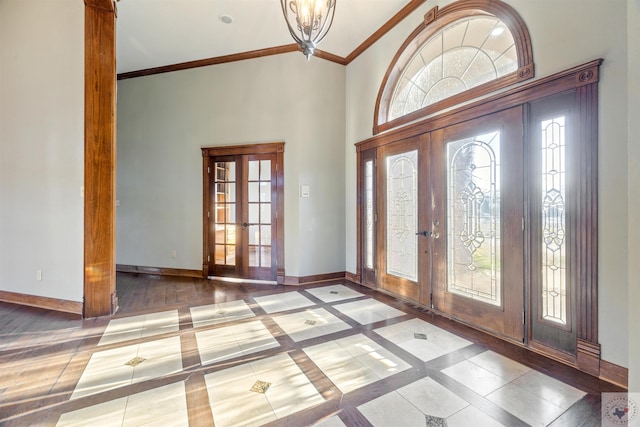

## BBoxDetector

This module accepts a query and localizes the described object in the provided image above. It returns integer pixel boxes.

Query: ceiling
[115,0,413,74]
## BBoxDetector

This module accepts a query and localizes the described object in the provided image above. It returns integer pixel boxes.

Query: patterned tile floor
[54,283,589,427]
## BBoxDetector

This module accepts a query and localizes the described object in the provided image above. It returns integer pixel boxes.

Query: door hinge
[522,310,525,324]
[374,213,378,222]
[208,166,210,174]
[522,217,525,231]
[207,255,210,262]
[208,211,210,218]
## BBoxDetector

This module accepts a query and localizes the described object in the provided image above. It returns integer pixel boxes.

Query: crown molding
[117,0,427,80]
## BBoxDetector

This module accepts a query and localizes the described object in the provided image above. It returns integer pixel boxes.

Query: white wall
[628,0,640,392]
[116,53,346,278]
[0,0,84,302]
[345,0,630,368]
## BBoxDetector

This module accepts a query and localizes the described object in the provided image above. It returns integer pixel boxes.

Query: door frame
[355,60,602,376]
[202,143,285,284]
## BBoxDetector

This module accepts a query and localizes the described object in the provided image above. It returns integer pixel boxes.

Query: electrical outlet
[171,250,177,258]
[36,270,42,281]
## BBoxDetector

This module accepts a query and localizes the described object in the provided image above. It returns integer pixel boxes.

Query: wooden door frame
[202,143,285,284]
[355,59,602,376]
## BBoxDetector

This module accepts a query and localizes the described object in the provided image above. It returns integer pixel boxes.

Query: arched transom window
[375,1,534,134]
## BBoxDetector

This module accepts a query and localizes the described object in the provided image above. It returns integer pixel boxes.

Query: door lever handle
[415,230,431,237]
[242,222,249,228]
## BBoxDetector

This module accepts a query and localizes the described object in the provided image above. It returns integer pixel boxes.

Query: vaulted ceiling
[116,0,414,74]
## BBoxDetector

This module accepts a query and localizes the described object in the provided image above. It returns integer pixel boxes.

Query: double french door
[202,143,284,282]
[368,107,524,342]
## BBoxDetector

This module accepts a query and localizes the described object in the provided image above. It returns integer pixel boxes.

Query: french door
[431,107,524,341]
[202,144,284,282]
[373,107,524,342]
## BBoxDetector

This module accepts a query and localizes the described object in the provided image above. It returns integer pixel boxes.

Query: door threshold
[208,276,278,285]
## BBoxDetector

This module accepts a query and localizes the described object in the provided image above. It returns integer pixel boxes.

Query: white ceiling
[116,0,413,74]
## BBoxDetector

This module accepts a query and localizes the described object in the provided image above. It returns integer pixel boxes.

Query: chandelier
[280,0,336,59]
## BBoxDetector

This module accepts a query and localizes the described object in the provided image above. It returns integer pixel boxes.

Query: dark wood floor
[0,273,626,426]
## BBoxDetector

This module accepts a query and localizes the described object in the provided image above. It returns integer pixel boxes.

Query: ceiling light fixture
[280,0,336,60]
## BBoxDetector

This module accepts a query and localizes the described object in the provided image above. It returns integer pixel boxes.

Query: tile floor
[49,282,591,426]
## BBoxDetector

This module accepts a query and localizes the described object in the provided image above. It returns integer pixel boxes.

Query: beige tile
[446,405,506,427]
[304,334,409,394]
[57,397,127,427]
[123,381,188,427]
[190,300,255,328]
[486,383,566,427]
[358,391,429,426]
[98,314,145,346]
[272,308,351,342]
[254,291,315,314]
[333,299,405,325]
[131,336,183,384]
[205,362,276,427]
[442,360,508,396]
[469,351,531,382]
[71,344,138,399]
[204,353,323,427]
[511,370,585,410]
[305,284,364,303]
[196,320,279,365]
[396,377,469,419]
[375,318,471,362]
[140,310,179,339]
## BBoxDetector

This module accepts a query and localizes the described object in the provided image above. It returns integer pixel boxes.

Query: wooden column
[84,0,117,318]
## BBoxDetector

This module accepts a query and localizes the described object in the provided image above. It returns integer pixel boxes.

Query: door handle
[415,230,431,237]
[242,222,249,228]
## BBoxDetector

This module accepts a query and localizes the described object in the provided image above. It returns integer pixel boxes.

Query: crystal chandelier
[280,0,336,59]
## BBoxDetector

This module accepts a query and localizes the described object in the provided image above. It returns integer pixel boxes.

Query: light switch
[300,185,310,198]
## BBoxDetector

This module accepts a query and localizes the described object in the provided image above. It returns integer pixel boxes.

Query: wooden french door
[377,134,432,306]
[431,107,525,341]
[375,107,524,342]
[203,144,284,282]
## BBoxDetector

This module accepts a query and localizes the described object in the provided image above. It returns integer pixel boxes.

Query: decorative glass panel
[447,131,501,306]
[365,160,374,270]
[386,150,418,281]
[390,17,517,121]
[541,116,567,325]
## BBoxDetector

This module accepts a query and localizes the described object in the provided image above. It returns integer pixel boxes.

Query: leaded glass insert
[541,117,567,325]
[386,151,418,281]
[365,160,374,270]
[389,16,517,121]
[447,132,501,306]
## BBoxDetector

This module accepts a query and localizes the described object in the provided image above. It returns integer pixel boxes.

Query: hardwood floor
[0,273,625,426]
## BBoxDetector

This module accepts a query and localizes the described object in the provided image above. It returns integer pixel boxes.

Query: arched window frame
[374,0,534,135]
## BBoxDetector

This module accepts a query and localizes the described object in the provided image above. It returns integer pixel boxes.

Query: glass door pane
[386,150,418,281]
[446,131,501,306]
[247,159,272,268]
[214,161,237,267]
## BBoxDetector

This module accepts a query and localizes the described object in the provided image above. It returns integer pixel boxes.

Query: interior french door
[205,147,282,281]
[375,107,524,342]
